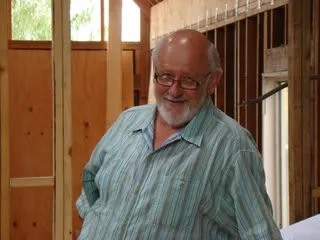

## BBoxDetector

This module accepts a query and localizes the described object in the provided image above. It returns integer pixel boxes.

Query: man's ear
[207,71,221,95]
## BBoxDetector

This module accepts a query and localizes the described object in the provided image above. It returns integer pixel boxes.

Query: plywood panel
[122,51,134,110]
[8,50,53,178]
[10,187,53,240]
[71,50,107,238]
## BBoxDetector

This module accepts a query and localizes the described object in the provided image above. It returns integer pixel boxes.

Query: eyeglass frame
[153,66,212,90]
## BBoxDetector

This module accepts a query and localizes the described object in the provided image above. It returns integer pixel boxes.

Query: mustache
[164,93,188,102]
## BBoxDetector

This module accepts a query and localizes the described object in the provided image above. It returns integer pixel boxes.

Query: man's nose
[168,80,183,97]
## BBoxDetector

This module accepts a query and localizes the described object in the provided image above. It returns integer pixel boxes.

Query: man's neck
[153,112,185,150]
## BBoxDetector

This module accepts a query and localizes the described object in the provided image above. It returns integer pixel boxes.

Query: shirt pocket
[149,175,202,230]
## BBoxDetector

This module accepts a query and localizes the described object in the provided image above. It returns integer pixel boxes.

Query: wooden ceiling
[134,0,163,13]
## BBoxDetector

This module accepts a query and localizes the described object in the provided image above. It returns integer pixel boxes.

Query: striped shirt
[76,98,281,239]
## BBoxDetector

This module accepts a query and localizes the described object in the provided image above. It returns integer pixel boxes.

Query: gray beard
[155,92,207,128]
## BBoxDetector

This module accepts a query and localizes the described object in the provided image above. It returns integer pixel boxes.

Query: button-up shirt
[76,98,281,239]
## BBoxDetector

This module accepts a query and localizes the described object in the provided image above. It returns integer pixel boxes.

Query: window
[70,0,100,41]
[12,0,52,40]
[104,0,141,42]
[11,0,141,42]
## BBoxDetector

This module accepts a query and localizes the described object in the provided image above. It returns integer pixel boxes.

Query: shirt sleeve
[76,114,124,219]
[229,150,282,239]
[75,135,107,219]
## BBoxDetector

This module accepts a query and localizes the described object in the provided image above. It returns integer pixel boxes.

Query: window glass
[105,0,140,42]
[70,0,101,41]
[12,0,52,40]
[122,0,140,41]
[11,0,140,42]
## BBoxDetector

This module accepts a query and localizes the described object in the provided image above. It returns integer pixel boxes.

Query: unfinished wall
[150,0,287,48]
[8,49,53,240]
[8,47,135,239]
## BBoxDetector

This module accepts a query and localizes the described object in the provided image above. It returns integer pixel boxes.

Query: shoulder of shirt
[112,104,155,131]
[121,104,155,115]
[207,106,254,143]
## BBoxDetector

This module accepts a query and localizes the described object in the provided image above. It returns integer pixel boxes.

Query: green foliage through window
[11,0,140,42]
[12,0,95,41]
[12,0,52,40]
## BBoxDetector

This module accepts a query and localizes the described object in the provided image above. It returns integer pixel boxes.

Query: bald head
[152,29,222,74]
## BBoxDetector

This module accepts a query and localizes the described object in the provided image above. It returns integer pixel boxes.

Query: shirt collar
[129,105,157,132]
[129,97,214,147]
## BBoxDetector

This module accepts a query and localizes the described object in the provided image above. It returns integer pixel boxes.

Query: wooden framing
[8,41,140,50]
[312,0,320,214]
[237,20,247,127]
[52,0,72,239]
[225,24,235,118]
[139,6,151,104]
[107,0,123,129]
[0,0,10,239]
[101,0,105,41]
[10,177,55,188]
[288,0,312,223]
[246,16,259,143]
[215,27,226,112]
[150,0,288,48]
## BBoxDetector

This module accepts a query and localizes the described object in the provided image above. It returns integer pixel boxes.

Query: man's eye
[161,73,173,79]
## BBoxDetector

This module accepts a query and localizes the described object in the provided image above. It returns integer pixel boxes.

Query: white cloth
[281,214,320,240]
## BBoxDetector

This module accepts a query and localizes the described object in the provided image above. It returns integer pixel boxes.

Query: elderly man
[76,29,281,239]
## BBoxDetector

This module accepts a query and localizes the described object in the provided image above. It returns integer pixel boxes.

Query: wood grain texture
[246,16,258,142]
[237,20,247,127]
[139,7,151,105]
[107,0,122,129]
[10,187,53,240]
[8,50,53,178]
[150,0,288,48]
[122,51,134,110]
[0,0,10,238]
[71,50,107,237]
[52,0,72,238]
[10,177,54,188]
[288,0,312,223]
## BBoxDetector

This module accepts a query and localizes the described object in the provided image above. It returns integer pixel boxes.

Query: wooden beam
[107,0,122,129]
[238,20,246,127]
[312,0,319,214]
[256,13,264,152]
[139,6,151,105]
[133,0,150,17]
[101,0,105,41]
[52,0,72,239]
[226,24,235,118]
[247,16,259,143]
[0,0,10,239]
[122,51,134,110]
[215,27,225,111]
[288,0,312,223]
[8,41,140,51]
[10,177,55,188]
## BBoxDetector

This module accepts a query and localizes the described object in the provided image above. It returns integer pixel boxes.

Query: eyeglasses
[153,68,211,90]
